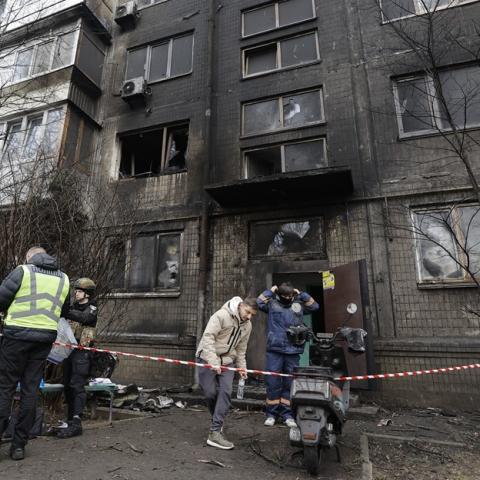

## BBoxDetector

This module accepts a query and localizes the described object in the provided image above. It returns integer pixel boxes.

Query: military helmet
[73,277,96,295]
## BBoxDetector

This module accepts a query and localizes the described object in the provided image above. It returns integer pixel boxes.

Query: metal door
[323,260,370,389]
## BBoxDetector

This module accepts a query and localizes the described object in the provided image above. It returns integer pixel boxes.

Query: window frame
[111,231,183,297]
[243,137,327,178]
[380,0,480,23]
[242,30,320,78]
[412,204,480,287]
[242,88,325,136]
[0,106,66,163]
[393,66,480,138]
[249,216,326,260]
[125,32,194,84]
[118,122,189,179]
[9,29,79,84]
[241,0,317,38]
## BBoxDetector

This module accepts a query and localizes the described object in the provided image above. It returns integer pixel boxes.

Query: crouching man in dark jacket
[58,278,98,439]
[0,247,70,460]
[257,283,319,428]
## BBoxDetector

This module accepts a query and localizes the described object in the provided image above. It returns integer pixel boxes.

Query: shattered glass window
[126,233,181,292]
[165,125,188,171]
[283,90,322,127]
[52,31,76,70]
[31,41,54,76]
[250,217,326,258]
[414,206,480,284]
[156,234,181,290]
[280,32,318,68]
[243,99,281,135]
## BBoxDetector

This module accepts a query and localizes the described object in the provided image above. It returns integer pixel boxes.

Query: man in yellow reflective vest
[0,246,70,461]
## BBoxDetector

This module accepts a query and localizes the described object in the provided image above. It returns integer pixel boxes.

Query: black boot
[57,417,82,439]
[10,446,25,461]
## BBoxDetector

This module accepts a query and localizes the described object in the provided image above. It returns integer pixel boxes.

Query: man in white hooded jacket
[196,296,258,450]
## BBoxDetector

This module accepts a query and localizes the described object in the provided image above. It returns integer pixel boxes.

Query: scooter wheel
[303,445,323,475]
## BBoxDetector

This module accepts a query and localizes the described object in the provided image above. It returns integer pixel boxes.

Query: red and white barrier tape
[54,341,480,382]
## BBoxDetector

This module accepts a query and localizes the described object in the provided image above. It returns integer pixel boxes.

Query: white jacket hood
[223,296,243,320]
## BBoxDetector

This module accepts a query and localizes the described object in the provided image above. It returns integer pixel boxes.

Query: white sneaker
[285,418,297,428]
[264,416,275,426]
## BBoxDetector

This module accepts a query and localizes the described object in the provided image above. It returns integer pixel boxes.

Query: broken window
[244,138,327,178]
[413,205,480,285]
[244,32,319,77]
[119,123,188,178]
[250,217,326,258]
[381,0,474,21]
[394,65,480,136]
[243,88,323,135]
[115,232,181,292]
[242,0,315,37]
[125,33,194,82]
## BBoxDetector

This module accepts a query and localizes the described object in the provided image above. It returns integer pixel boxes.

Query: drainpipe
[194,0,216,386]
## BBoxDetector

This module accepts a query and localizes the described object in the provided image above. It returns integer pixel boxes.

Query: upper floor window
[243,88,324,136]
[125,33,194,83]
[112,232,182,293]
[119,123,189,178]
[244,137,327,178]
[394,65,480,137]
[8,30,77,84]
[380,0,476,22]
[0,108,64,163]
[413,205,480,286]
[242,0,316,37]
[243,31,319,78]
[250,217,326,258]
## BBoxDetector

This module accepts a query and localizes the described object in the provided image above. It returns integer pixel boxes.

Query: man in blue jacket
[257,282,319,427]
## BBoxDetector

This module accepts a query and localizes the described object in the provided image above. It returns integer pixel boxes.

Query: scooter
[288,303,367,475]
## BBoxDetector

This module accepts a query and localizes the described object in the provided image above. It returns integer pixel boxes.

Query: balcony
[205,167,353,208]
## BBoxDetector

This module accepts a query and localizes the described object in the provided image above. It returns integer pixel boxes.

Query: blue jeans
[265,351,300,421]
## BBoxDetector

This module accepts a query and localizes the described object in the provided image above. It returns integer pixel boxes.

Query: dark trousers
[197,359,235,432]
[0,337,51,448]
[265,351,300,420]
[63,350,91,420]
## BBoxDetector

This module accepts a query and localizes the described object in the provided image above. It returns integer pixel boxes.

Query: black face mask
[278,295,293,305]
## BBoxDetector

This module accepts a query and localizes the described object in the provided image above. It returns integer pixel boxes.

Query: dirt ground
[0,404,479,480]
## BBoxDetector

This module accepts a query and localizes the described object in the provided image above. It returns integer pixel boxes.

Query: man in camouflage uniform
[58,278,97,439]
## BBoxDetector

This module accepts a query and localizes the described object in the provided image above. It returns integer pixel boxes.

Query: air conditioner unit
[121,77,150,105]
[115,1,138,29]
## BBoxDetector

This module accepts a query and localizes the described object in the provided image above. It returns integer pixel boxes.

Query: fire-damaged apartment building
[1,0,480,407]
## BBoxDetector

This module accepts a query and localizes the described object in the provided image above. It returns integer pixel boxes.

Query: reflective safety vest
[5,265,70,331]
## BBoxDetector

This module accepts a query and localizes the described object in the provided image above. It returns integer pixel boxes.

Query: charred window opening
[413,205,480,285]
[119,123,188,179]
[244,138,327,179]
[250,217,326,259]
[243,31,319,77]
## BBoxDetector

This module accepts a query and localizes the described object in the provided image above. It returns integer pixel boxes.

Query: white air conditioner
[121,77,150,105]
[115,1,138,29]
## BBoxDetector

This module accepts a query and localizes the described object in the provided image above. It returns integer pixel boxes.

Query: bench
[15,382,118,425]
